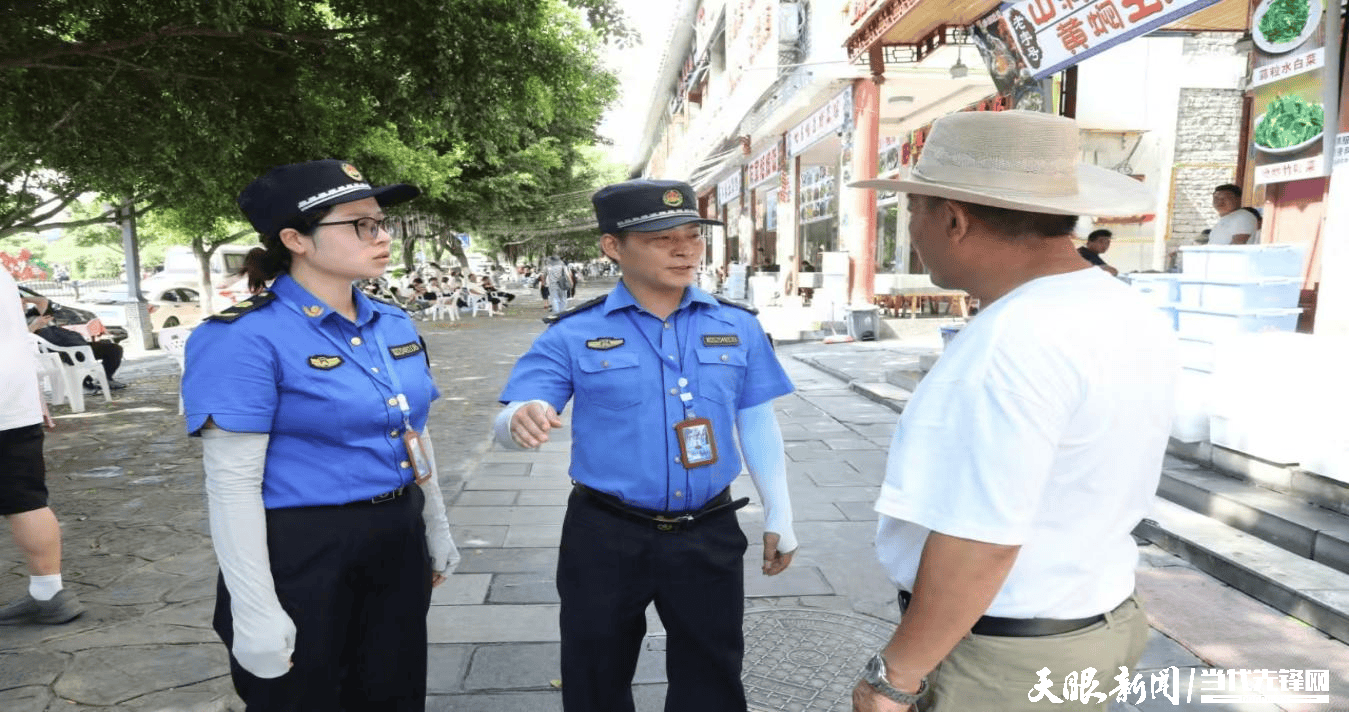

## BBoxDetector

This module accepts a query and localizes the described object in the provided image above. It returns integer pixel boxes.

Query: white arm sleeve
[735,402,797,554]
[201,429,295,679]
[492,400,552,450]
[419,426,460,575]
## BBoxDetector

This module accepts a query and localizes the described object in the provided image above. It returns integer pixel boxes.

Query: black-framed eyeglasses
[314,216,391,241]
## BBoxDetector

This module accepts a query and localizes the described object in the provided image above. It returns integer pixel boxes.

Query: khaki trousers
[920,595,1148,712]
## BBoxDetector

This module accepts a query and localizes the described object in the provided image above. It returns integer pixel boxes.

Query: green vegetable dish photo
[1256,0,1318,49]
[1255,94,1324,151]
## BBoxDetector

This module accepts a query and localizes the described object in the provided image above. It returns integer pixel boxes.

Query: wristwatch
[862,653,927,705]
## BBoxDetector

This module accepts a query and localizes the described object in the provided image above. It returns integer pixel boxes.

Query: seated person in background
[424,277,444,301]
[27,306,126,392]
[1209,184,1256,245]
[1078,229,1119,276]
[464,275,500,314]
[480,275,514,306]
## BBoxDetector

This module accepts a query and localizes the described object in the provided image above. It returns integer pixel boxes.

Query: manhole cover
[742,607,893,711]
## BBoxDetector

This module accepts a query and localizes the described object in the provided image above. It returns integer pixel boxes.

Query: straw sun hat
[851,110,1154,217]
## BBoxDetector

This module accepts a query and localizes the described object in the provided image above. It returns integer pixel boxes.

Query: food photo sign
[1248,0,1342,184]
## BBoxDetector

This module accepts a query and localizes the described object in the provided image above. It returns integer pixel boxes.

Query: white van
[145,244,254,305]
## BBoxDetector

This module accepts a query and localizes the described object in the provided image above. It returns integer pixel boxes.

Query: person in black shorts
[0,269,85,625]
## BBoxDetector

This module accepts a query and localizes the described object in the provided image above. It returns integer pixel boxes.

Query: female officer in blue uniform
[493,179,800,712]
[182,160,458,711]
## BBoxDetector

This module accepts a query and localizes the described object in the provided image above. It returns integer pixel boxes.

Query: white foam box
[1179,244,1307,279]
[1172,366,1213,444]
[1206,332,1339,466]
[1176,277,1301,310]
[1174,306,1300,342]
[1176,338,1215,372]
[1126,273,1181,307]
[1157,305,1179,331]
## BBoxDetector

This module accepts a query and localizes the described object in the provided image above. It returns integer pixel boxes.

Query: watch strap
[865,653,927,704]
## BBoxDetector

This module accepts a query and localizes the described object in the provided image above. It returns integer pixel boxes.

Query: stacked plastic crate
[1169,244,1306,443]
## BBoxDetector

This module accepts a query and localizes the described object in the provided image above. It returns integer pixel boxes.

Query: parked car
[80,286,205,333]
[19,285,127,343]
[142,244,253,307]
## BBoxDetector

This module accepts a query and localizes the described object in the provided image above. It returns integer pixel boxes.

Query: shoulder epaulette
[543,294,606,325]
[206,291,277,323]
[714,294,758,315]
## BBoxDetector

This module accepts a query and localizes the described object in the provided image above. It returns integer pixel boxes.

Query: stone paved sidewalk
[5,284,1346,711]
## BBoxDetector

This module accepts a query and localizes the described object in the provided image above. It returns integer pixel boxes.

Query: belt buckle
[653,513,694,532]
[370,486,402,504]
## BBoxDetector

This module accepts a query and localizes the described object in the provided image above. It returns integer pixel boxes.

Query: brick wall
[1182,31,1243,56]
[1168,87,1244,245]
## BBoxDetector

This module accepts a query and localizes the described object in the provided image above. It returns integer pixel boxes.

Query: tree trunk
[400,217,417,274]
[442,232,470,271]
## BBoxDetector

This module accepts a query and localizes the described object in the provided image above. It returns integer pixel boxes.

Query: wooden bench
[873,288,970,319]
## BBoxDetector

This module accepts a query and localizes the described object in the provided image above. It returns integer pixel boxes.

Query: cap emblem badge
[341,163,363,181]
[662,190,683,207]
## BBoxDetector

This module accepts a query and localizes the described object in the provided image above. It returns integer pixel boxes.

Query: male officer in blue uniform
[493,179,800,712]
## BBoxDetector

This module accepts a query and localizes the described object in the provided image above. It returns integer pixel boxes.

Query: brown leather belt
[898,591,1110,638]
[573,483,748,532]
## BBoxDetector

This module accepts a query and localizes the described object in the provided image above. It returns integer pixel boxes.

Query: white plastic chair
[465,286,494,318]
[428,295,460,322]
[31,334,111,413]
[158,326,192,413]
[35,351,72,408]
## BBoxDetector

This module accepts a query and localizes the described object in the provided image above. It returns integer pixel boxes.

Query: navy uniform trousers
[557,487,750,712]
[213,485,431,712]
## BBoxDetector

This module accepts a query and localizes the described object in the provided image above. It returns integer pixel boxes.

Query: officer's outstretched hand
[762,532,794,576]
[511,401,563,449]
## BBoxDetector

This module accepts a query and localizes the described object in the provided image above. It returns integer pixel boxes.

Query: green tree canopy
[2,0,626,252]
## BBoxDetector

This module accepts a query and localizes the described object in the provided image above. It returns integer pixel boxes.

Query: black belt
[897,591,1111,638]
[573,483,749,532]
[343,485,410,506]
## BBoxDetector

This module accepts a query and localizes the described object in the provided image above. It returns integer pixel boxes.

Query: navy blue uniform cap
[592,179,723,235]
[238,159,420,237]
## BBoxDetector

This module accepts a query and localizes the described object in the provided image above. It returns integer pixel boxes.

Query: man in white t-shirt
[1208,183,1257,245]
[0,270,85,625]
[850,111,1177,711]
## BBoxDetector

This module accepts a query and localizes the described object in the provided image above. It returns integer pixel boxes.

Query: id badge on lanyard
[630,309,720,470]
[396,396,434,484]
[369,328,433,484]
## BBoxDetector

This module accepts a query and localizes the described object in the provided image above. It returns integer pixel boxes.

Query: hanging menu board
[1248,0,1342,185]
[798,166,836,225]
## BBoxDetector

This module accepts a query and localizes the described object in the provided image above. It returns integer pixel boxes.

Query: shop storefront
[746,140,783,271]
[787,87,852,273]
[716,169,744,268]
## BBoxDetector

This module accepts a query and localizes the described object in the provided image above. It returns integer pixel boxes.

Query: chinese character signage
[1248,0,1341,185]
[788,87,853,156]
[747,142,782,187]
[990,0,1222,81]
[717,170,743,206]
[726,0,778,95]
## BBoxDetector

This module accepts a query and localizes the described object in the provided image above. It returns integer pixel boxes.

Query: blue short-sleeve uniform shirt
[182,274,440,509]
[499,282,793,512]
